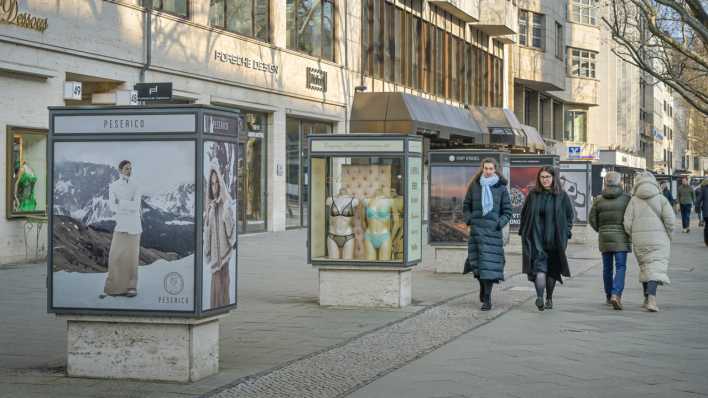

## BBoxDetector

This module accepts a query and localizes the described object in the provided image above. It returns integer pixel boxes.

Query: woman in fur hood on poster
[205,165,237,308]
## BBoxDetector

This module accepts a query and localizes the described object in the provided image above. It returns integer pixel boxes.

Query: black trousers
[704,217,708,246]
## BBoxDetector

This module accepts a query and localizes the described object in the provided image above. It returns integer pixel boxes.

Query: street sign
[134,82,173,101]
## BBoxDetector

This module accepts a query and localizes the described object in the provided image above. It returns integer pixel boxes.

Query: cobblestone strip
[203,260,598,398]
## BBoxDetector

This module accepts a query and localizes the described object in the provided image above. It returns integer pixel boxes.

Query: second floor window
[149,0,188,17]
[287,0,335,61]
[570,48,596,78]
[209,0,270,42]
[518,10,544,50]
[571,0,597,25]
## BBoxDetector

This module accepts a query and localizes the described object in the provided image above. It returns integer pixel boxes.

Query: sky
[54,141,196,195]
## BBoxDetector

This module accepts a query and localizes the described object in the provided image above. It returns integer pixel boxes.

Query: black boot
[480,280,493,311]
[545,297,553,310]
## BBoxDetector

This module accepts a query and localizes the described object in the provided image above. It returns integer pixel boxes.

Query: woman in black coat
[463,158,512,311]
[519,166,574,311]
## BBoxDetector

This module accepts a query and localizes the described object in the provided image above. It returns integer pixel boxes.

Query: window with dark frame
[149,0,188,17]
[286,0,335,61]
[209,0,269,42]
[555,22,563,59]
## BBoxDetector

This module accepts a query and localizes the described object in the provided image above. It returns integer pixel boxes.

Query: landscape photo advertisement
[51,141,196,311]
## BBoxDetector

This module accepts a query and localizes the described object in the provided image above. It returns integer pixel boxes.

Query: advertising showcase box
[47,105,240,317]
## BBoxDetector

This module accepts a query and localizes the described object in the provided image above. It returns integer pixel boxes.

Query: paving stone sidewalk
[0,228,600,398]
[347,222,708,398]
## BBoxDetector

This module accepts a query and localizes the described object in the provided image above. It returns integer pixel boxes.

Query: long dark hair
[533,166,562,194]
[208,169,221,200]
[471,157,500,184]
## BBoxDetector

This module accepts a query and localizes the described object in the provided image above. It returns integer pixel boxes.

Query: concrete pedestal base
[60,314,224,382]
[433,246,467,273]
[318,266,412,308]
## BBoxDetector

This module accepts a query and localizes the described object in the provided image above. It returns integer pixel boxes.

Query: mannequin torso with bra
[326,188,358,259]
[363,188,393,260]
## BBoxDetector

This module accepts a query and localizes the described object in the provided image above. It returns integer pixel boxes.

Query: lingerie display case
[307,134,423,268]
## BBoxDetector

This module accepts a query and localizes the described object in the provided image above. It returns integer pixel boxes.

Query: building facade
[510,0,642,164]
[1,0,512,264]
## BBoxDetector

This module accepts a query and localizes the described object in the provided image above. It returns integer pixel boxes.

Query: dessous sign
[0,0,48,32]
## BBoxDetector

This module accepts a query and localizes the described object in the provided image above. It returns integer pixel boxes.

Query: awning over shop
[350,92,484,142]
[467,106,527,147]
[520,124,545,152]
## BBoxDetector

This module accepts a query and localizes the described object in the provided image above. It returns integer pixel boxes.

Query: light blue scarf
[479,174,499,216]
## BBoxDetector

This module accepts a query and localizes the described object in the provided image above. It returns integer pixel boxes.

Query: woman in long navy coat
[463,158,512,311]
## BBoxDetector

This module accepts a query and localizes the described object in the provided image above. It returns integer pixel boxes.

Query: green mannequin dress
[16,169,38,211]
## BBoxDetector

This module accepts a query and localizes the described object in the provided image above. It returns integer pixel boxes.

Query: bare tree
[603,0,708,116]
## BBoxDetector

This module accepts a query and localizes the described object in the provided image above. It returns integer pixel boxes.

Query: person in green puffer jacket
[589,172,632,310]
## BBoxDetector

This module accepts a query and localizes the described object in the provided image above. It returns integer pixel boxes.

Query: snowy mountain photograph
[51,140,196,311]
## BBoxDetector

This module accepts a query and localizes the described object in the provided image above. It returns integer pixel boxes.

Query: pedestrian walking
[589,172,632,310]
[695,179,708,246]
[463,158,512,311]
[519,166,574,311]
[661,183,676,214]
[677,177,695,233]
[695,183,704,228]
[623,172,675,312]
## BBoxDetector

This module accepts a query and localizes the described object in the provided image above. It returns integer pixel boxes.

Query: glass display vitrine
[308,135,423,267]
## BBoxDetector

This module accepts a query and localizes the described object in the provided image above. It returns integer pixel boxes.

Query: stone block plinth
[318,266,412,308]
[61,314,224,382]
[433,246,467,273]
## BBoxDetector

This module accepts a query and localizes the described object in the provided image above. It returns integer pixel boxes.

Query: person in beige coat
[204,166,236,309]
[623,172,675,312]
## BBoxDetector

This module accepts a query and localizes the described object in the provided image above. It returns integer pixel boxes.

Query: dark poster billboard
[560,161,591,225]
[428,151,510,245]
[509,155,559,230]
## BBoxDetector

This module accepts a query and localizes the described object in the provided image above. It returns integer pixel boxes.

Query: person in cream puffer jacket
[623,172,675,312]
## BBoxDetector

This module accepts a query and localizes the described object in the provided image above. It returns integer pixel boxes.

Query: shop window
[570,0,598,25]
[209,0,270,42]
[564,111,587,142]
[287,0,335,61]
[6,127,47,219]
[149,0,189,17]
[569,48,597,78]
[238,112,268,233]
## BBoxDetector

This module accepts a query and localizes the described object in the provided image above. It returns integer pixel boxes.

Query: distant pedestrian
[463,158,512,311]
[623,172,675,312]
[677,177,695,233]
[695,183,704,228]
[519,166,574,311]
[661,183,675,207]
[589,172,632,310]
[695,179,708,246]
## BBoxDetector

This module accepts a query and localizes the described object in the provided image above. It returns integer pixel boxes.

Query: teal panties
[365,231,390,249]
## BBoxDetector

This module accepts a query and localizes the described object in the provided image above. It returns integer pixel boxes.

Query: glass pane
[373,0,384,78]
[286,0,296,48]
[310,156,405,263]
[394,7,403,84]
[156,0,188,16]
[209,0,225,27]
[255,0,269,41]
[435,28,443,96]
[241,112,267,232]
[286,118,301,228]
[9,131,47,216]
[361,0,370,74]
[297,0,320,57]
[323,0,334,60]
[412,17,420,89]
[227,0,253,36]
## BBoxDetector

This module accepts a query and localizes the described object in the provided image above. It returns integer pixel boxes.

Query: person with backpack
[623,172,675,312]
[589,172,632,310]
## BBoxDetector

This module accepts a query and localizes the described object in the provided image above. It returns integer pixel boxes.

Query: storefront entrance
[237,111,268,233]
[286,117,333,228]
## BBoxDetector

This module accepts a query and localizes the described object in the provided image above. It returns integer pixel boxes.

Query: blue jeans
[602,251,627,297]
[680,204,692,228]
